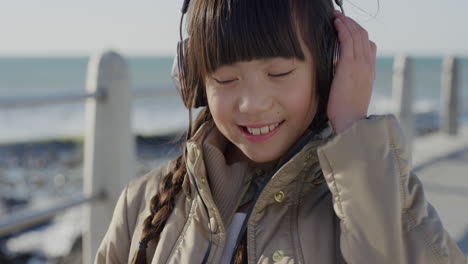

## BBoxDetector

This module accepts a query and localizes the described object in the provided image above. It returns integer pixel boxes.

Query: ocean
[0,56,467,143]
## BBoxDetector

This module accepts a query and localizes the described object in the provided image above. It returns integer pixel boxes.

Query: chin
[242,148,282,164]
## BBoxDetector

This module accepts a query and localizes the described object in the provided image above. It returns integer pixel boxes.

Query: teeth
[246,122,280,135]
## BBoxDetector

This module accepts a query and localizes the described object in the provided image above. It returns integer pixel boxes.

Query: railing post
[441,56,459,136]
[392,55,414,151]
[82,51,135,264]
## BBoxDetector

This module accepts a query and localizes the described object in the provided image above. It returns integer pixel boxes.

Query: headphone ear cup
[171,40,188,107]
[173,38,207,109]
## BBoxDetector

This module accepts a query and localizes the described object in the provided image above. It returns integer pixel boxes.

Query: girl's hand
[327,11,377,134]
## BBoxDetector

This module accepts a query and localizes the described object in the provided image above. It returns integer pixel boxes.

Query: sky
[0,0,467,57]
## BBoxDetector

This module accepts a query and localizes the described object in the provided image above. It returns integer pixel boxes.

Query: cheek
[206,88,232,125]
[282,80,316,121]
[293,95,315,124]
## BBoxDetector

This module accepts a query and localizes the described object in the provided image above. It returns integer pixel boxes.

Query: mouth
[238,120,285,142]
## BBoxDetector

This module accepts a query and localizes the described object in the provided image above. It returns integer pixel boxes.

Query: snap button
[274,191,285,203]
[272,250,284,262]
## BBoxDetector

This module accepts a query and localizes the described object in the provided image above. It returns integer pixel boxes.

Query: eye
[213,78,237,85]
[269,69,295,78]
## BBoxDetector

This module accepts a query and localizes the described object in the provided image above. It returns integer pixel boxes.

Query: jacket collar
[183,119,335,209]
[186,120,334,185]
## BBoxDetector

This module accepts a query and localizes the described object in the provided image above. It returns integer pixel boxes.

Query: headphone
[171,0,345,109]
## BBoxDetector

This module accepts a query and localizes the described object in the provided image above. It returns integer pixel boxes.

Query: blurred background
[0,0,467,263]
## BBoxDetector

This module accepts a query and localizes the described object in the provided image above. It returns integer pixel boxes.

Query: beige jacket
[95,114,466,263]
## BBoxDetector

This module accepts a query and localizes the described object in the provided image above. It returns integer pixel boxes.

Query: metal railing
[0,191,106,237]
[0,90,106,108]
[0,86,176,109]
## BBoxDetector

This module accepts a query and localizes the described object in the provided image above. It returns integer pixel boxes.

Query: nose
[237,77,273,114]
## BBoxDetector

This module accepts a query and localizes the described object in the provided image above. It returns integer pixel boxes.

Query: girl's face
[205,38,317,163]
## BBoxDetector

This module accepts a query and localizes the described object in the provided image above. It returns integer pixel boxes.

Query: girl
[96,0,466,263]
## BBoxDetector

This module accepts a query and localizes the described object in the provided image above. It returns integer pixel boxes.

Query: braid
[131,108,211,264]
[131,155,186,264]
[231,230,248,264]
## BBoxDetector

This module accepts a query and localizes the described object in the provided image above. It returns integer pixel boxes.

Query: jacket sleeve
[94,185,131,264]
[317,114,467,264]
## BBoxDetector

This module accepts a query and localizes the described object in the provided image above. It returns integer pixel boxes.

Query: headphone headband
[182,0,190,14]
[172,0,344,109]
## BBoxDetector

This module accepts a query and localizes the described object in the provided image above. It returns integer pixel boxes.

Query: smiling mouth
[239,121,285,136]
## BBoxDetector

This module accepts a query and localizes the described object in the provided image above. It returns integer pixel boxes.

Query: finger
[370,40,377,76]
[354,22,371,63]
[369,40,377,65]
[341,15,365,60]
[333,13,354,60]
[348,17,372,63]
[334,12,361,59]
